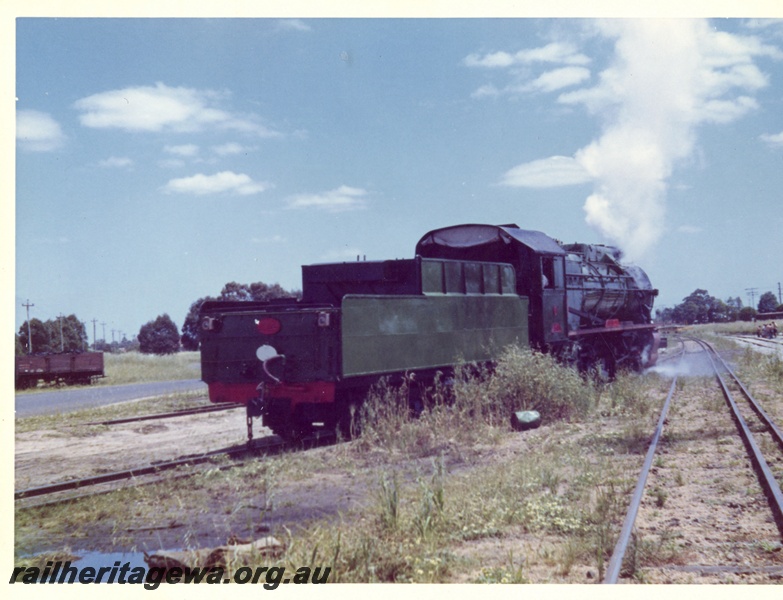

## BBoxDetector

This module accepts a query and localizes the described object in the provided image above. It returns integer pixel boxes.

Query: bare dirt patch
[15,406,592,561]
[15,408,251,490]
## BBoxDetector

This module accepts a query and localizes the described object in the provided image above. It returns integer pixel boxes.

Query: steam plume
[561,20,778,261]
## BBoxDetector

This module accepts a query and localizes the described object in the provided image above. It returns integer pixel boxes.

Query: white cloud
[466,42,592,99]
[494,19,783,260]
[162,171,271,196]
[465,51,517,69]
[74,82,280,137]
[99,156,134,168]
[760,130,783,147]
[464,42,590,68]
[524,66,591,93]
[475,67,591,98]
[501,156,592,188]
[16,110,66,151]
[212,142,255,156]
[164,144,200,157]
[286,185,369,212]
[276,19,311,32]
[470,84,501,99]
[479,21,780,260]
[554,20,780,261]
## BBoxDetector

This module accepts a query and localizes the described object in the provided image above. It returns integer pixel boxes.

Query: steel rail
[603,376,678,584]
[14,443,263,500]
[717,350,783,451]
[85,402,243,426]
[606,337,783,582]
[693,337,783,538]
[734,334,783,346]
[732,336,783,351]
[654,339,685,365]
[14,429,336,502]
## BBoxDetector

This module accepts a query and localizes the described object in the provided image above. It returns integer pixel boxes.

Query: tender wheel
[271,426,306,443]
[268,410,312,443]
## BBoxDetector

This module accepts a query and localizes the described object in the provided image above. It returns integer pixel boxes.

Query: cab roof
[415,224,566,256]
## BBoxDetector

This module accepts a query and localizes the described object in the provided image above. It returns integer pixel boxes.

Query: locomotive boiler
[199,223,659,440]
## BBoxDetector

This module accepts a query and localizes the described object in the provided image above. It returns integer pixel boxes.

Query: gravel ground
[14,339,783,583]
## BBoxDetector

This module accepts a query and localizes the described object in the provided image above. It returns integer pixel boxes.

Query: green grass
[15,350,207,431]
[14,390,211,434]
[276,349,665,583]
[99,351,202,385]
[280,431,636,582]
[356,346,597,456]
[16,345,668,583]
[688,322,760,336]
[15,351,202,395]
[273,348,659,582]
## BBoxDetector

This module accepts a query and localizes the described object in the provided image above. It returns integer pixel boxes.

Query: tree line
[16,281,299,356]
[15,314,89,355]
[19,284,779,355]
[656,289,783,325]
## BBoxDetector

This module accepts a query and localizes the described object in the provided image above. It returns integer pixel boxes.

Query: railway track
[84,402,243,426]
[14,431,336,509]
[729,335,783,357]
[605,336,783,583]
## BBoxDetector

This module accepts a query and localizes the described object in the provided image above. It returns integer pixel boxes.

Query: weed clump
[357,346,596,455]
[475,346,594,422]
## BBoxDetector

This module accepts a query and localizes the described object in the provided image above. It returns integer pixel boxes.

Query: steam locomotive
[199,223,659,440]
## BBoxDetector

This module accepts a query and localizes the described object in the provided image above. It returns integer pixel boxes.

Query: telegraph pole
[22,299,34,354]
[746,288,758,310]
[101,322,106,346]
[92,318,98,351]
[778,282,782,305]
[58,313,65,352]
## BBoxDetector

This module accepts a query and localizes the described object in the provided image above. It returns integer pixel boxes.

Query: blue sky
[11,10,783,344]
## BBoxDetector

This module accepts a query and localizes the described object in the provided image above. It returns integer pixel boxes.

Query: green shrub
[473,346,594,422]
[356,346,596,456]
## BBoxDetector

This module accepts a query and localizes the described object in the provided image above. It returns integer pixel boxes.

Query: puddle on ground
[71,550,148,572]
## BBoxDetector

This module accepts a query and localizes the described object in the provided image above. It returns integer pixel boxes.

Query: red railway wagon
[15,352,104,389]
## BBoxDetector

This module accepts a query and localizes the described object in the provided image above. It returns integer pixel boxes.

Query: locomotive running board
[568,322,656,338]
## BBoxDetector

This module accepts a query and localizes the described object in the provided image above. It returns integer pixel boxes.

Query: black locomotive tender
[199,223,660,440]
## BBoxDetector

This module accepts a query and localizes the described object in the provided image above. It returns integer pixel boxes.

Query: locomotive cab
[415,223,659,373]
[415,224,569,351]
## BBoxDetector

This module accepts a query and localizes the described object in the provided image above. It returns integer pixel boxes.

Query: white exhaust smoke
[486,20,780,261]
[563,20,778,260]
